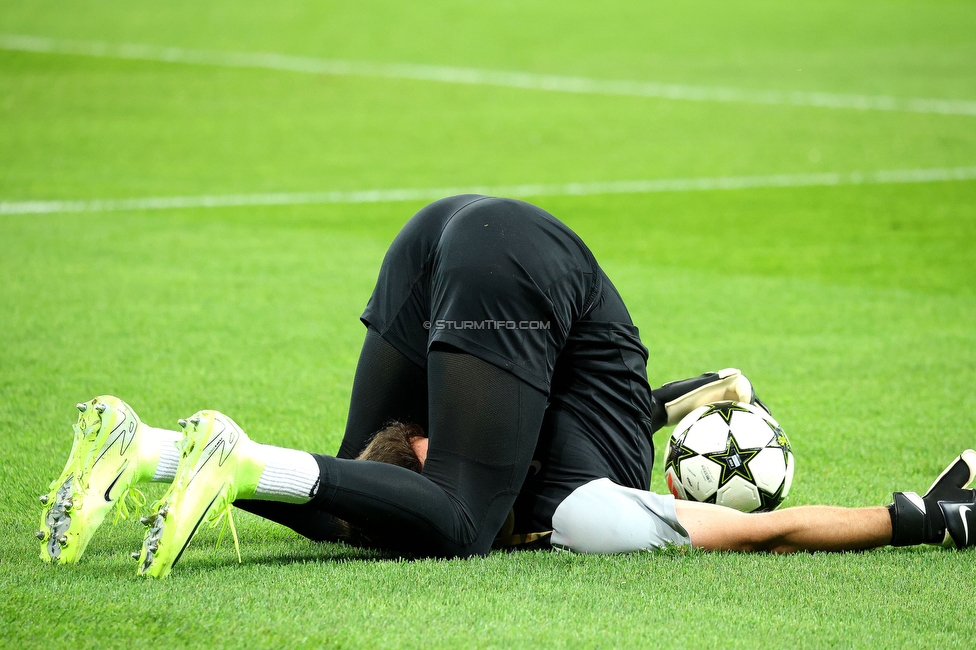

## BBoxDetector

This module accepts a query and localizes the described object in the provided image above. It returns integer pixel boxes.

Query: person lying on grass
[37,196,976,577]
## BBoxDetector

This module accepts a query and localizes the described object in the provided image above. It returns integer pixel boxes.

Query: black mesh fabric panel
[232,500,347,542]
[337,327,428,459]
[311,349,547,557]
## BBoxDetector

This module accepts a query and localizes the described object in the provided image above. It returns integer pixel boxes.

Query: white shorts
[550,478,691,553]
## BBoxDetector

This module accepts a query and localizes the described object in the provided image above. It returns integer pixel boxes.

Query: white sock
[252,444,320,504]
[142,427,183,483]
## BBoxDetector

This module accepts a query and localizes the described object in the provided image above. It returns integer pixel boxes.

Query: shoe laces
[113,487,147,525]
[208,503,242,564]
[147,485,243,564]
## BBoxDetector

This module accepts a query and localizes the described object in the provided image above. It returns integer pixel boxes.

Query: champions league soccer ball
[664,401,794,512]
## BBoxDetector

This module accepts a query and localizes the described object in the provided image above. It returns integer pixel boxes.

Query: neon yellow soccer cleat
[38,396,156,563]
[137,410,263,579]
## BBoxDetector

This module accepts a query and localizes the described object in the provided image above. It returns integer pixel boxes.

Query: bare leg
[675,501,892,553]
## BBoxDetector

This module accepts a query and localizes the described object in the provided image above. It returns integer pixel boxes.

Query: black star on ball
[764,420,793,466]
[698,400,752,425]
[666,433,698,477]
[703,433,762,487]
[756,480,787,512]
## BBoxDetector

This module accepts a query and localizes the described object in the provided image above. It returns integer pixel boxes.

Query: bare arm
[674,500,892,553]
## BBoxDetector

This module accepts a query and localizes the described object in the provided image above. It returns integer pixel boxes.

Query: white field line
[3,167,975,216]
[3,34,976,117]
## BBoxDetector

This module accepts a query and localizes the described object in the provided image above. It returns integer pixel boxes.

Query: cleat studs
[158,507,168,517]
[63,499,73,510]
[76,403,88,413]
[39,495,49,505]
[131,551,141,560]
[95,403,107,414]
[140,516,151,526]
[177,419,187,429]
[189,416,201,426]
[57,535,68,546]
[35,530,46,540]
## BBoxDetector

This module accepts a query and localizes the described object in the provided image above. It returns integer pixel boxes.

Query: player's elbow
[737,514,802,554]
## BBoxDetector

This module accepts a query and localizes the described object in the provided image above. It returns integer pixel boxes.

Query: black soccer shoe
[889,450,976,548]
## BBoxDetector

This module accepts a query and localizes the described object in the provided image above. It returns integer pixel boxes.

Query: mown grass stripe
[3,33,976,117]
[3,166,975,215]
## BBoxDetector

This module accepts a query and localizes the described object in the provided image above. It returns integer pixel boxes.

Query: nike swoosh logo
[104,461,129,502]
[961,506,971,546]
[170,491,223,570]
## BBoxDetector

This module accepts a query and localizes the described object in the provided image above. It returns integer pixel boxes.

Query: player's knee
[552,480,690,554]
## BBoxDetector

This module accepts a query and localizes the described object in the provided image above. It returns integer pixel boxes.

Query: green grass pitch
[2,1,975,647]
